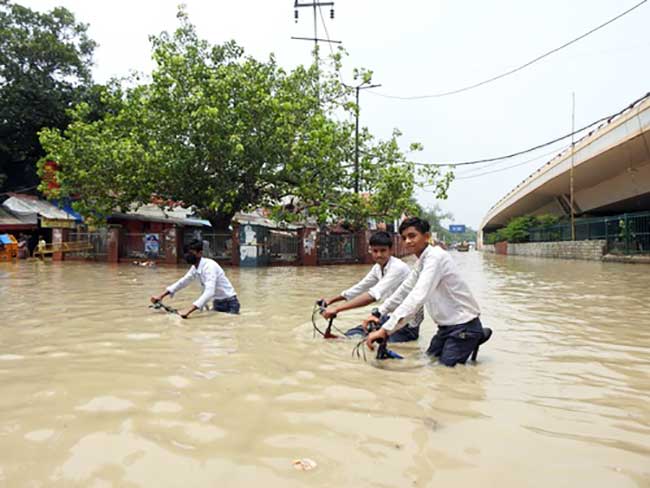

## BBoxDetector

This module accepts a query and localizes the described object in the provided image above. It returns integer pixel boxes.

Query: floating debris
[292,458,317,471]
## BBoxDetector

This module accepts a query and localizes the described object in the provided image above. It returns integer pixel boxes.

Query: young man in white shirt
[319,231,422,343]
[150,239,239,318]
[364,218,491,366]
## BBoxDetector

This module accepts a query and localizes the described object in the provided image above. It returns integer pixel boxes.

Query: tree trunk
[201,210,234,233]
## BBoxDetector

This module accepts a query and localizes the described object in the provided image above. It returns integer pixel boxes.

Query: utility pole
[345,81,381,193]
[570,92,576,241]
[291,1,341,67]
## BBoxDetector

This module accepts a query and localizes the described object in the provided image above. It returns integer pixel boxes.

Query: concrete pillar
[176,226,184,263]
[231,223,240,267]
[52,227,66,261]
[298,227,318,266]
[356,230,373,264]
[239,224,260,267]
[107,226,120,263]
[163,226,179,265]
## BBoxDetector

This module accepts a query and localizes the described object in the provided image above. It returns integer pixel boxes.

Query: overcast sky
[22,0,650,229]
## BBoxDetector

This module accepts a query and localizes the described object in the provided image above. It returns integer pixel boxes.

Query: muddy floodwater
[1,253,649,487]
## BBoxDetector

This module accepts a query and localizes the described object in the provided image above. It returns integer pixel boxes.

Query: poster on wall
[144,234,160,258]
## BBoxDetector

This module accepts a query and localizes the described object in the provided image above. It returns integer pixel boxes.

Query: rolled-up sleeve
[167,267,196,296]
[341,267,379,300]
[382,254,443,333]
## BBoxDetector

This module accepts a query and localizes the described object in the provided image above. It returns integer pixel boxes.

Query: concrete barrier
[481,240,607,261]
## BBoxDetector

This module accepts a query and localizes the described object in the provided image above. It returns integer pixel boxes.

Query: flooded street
[1,253,649,487]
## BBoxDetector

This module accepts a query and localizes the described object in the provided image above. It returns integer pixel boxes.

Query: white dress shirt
[166,258,236,309]
[341,256,411,302]
[379,245,480,333]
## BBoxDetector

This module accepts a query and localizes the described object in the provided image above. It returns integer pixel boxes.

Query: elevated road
[480,94,650,239]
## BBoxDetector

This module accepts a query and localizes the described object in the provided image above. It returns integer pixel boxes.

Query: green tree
[39,8,453,230]
[421,204,453,242]
[486,213,560,244]
[0,0,96,192]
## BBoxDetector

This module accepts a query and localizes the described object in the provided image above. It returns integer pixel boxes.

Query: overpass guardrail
[529,211,650,254]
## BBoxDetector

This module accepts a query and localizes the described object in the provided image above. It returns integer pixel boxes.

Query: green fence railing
[528,211,650,254]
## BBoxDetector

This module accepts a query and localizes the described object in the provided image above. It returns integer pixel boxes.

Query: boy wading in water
[364,218,491,366]
[320,231,423,343]
[150,239,240,318]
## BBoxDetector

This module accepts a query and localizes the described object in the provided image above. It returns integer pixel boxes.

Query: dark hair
[185,239,203,253]
[369,231,393,248]
[399,217,430,236]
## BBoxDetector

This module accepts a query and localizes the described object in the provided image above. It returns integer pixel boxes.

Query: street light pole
[570,92,576,241]
[354,85,360,193]
[348,82,381,193]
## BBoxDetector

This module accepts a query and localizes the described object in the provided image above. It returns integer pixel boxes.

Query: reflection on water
[1,254,649,487]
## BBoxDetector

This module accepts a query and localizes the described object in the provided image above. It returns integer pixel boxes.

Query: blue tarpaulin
[51,199,83,222]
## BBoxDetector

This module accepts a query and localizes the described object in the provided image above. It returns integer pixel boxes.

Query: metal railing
[268,230,300,263]
[68,231,109,258]
[318,234,358,263]
[184,232,232,260]
[528,211,650,254]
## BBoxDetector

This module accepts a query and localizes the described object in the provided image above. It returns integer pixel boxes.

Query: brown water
[1,253,649,487]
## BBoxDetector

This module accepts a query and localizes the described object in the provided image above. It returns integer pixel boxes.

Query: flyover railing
[529,211,650,254]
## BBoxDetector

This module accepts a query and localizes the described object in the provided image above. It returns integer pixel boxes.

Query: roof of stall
[0,206,38,229]
[3,195,76,221]
[110,204,211,227]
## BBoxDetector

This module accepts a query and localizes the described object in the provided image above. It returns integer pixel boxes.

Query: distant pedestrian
[36,235,46,259]
[17,234,29,259]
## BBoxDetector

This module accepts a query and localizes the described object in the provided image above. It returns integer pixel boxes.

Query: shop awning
[3,195,77,228]
[0,206,38,231]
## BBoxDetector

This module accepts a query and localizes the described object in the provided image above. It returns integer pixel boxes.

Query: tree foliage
[0,0,96,192]
[420,204,477,243]
[39,8,453,229]
[485,214,560,244]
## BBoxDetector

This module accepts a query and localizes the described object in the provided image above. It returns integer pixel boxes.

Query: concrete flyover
[479,93,650,241]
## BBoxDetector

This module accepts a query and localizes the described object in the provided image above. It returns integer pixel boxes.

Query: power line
[317,1,346,86]
[367,0,648,100]
[291,1,340,57]
[455,143,566,176]
[317,3,337,58]
[414,91,650,167]
[0,185,38,196]
[454,145,571,180]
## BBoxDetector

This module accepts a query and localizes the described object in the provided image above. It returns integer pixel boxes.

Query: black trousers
[344,311,420,342]
[426,317,483,366]
[213,296,240,314]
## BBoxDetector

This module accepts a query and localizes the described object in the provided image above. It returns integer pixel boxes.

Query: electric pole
[291,1,341,66]
[570,92,576,241]
[345,81,381,193]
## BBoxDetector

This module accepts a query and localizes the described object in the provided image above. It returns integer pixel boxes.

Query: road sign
[449,225,466,233]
